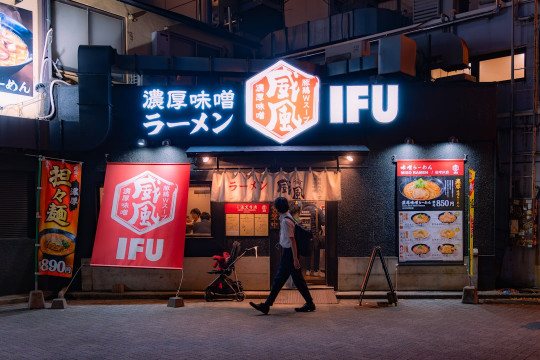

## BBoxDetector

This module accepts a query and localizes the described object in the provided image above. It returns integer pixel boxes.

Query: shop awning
[185,145,369,156]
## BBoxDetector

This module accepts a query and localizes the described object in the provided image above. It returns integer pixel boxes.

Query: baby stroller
[205,241,256,302]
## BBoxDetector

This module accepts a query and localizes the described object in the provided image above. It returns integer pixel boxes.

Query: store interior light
[449,136,459,143]
[346,155,354,162]
[202,156,210,163]
[404,137,415,144]
[137,138,147,147]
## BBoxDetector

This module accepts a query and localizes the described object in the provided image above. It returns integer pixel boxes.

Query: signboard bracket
[358,246,398,306]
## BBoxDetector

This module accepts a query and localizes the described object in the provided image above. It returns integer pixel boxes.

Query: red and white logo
[246,60,320,144]
[111,171,178,235]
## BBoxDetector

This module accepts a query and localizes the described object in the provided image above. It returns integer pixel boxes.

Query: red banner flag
[91,163,190,269]
[38,159,82,277]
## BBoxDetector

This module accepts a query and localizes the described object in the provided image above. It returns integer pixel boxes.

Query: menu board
[225,203,269,237]
[397,160,465,263]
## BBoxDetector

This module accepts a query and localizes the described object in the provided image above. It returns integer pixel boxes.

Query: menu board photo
[225,203,269,237]
[397,160,465,263]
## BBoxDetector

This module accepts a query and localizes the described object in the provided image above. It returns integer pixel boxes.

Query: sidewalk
[2,288,539,306]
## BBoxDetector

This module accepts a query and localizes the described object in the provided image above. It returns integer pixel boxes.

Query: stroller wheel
[235,292,245,302]
[205,288,214,302]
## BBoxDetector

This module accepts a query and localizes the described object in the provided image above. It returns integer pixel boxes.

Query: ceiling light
[137,138,147,147]
[346,155,354,161]
[202,156,210,163]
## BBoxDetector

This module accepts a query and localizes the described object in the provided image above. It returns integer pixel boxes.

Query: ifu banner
[396,160,465,264]
[38,159,82,277]
[91,163,190,269]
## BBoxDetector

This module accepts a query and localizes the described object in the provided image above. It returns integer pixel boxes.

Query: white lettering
[116,237,128,260]
[329,85,399,124]
[117,238,164,261]
[128,238,145,260]
[330,86,343,123]
[346,85,369,123]
[145,238,164,261]
[372,85,398,123]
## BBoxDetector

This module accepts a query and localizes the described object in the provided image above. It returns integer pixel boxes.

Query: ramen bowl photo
[440,229,456,239]
[412,229,429,239]
[412,244,430,255]
[39,228,76,258]
[400,177,444,201]
[0,12,33,77]
[411,213,430,225]
[438,244,456,255]
[439,212,458,224]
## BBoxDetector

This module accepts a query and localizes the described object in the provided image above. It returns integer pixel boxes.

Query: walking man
[249,197,315,314]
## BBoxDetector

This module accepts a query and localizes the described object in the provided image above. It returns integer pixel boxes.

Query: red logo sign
[91,163,190,269]
[246,60,320,144]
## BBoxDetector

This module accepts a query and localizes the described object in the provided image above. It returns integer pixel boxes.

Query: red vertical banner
[38,159,82,277]
[91,163,190,269]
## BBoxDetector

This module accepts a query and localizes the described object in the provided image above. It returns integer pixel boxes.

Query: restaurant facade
[0,0,537,295]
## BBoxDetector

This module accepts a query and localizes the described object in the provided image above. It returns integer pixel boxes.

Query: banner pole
[34,156,44,291]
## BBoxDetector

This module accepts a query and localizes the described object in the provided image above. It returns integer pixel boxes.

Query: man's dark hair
[273,197,289,213]
[190,208,201,216]
[200,211,211,220]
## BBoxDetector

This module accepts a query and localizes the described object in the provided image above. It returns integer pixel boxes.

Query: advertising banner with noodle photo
[38,159,82,277]
[396,159,464,263]
[0,4,33,97]
[91,163,190,269]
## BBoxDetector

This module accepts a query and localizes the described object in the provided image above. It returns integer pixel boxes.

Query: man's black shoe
[249,302,269,315]
[294,303,316,312]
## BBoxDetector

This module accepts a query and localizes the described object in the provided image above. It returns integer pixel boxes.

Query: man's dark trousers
[265,248,313,306]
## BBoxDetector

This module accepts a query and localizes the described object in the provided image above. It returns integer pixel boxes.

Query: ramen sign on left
[246,60,320,144]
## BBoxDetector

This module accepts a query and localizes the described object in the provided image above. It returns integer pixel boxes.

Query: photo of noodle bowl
[412,229,429,238]
[411,213,430,224]
[39,230,75,256]
[439,212,458,223]
[438,244,456,254]
[412,244,430,255]
[0,12,33,74]
[440,229,456,239]
[400,177,443,201]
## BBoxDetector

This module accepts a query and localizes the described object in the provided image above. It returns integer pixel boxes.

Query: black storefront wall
[87,81,496,285]
[48,78,498,292]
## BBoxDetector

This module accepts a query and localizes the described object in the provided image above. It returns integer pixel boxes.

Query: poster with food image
[0,4,33,96]
[397,160,464,263]
[38,159,82,277]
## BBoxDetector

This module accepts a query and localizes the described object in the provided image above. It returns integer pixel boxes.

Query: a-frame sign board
[358,246,398,306]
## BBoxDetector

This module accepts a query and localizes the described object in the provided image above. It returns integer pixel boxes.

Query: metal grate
[413,0,440,23]
[0,172,32,238]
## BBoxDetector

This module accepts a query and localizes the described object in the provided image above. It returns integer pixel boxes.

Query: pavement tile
[0,299,539,359]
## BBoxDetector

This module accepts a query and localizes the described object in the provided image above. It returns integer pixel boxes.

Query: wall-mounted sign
[329,85,398,124]
[245,60,320,144]
[0,5,33,97]
[141,87,237,136]
[225,203,269,237]
[396,159,464,263]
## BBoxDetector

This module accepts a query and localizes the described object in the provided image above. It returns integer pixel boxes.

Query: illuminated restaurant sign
[137,61,400,143]
[245,60,320,144]
[141,87,236,136]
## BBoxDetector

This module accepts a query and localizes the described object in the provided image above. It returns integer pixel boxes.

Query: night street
[1,299,539,359]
